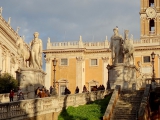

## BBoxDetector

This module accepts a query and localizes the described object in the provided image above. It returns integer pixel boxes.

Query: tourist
[82,85,88,93]
[17,88,22,100]
[39,89,47,98]
[75,86,79,94]
[46,90,50,97]
[35,87,40,97]
[64,87,71,95]
[18,92,24,100]
[49,86,53,94]
[9,90,14,102]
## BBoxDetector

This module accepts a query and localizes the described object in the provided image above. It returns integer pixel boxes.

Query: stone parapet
[46,38,160,50]
[138,84,151,120]
[0,90,112,120]
[103,85,121,120]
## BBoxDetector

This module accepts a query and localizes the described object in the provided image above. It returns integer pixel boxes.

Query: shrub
[0,73,18,93]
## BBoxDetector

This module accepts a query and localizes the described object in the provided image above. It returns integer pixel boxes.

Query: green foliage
[58,93,112,120]
[0,73,18,93]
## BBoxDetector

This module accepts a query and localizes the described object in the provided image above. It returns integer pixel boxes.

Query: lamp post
[106,64,111,89]
[151,52,156,90]
[52,58,57,96]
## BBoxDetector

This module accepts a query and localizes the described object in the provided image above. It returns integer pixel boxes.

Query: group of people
[35,86,50,98]
[9,88,25,102]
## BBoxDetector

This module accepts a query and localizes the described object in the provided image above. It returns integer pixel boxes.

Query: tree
[0,73,18,93]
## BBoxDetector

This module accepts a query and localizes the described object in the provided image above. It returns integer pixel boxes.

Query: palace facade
[43,0,160,95]
[0,14,20,78]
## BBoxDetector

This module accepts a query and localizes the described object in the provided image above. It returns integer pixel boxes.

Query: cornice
[43,48,110,54]
[0,16,19,48]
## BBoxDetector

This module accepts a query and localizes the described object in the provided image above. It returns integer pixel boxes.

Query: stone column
[45,57,52,90]
[6,50,11,73]
[76,56,85,93]
[102,57,109,89]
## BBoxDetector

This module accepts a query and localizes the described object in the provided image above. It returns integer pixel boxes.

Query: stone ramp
[110,90,144,120]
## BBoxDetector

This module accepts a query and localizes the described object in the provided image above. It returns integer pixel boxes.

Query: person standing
[9,90,14,102]
[75,86,79,94]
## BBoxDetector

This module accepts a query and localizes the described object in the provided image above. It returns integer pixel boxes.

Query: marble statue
[8,17,11,25]
[122,30,134,64]
[16,27,20,33]
[0,7,2,16]
[16,36,30,67]
[30,32,42,69]
[110,27,123,64]
[47,37,50,43]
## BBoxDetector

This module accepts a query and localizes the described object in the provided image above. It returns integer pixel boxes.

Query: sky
[1,0,140,70]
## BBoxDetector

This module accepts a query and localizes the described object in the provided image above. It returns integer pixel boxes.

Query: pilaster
[76,56,85,93]
[45,57,52,89]
[102,57,109,89]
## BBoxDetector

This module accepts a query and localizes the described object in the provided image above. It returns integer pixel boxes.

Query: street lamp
[52,58,57,96]
[106,64,111,90]
[151,52,156,90]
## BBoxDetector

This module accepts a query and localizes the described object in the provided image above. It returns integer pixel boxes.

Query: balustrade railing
[0,90,112,120]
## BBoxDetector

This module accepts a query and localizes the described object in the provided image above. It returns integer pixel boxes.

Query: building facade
[0,14,20,78]
[43,0,160,95]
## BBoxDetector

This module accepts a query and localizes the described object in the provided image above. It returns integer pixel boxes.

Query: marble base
[109,63,137,90]
[16,68,46,99]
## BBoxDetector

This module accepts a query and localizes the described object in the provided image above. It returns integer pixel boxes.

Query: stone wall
[0,90,112,120]
[138,84,151,120]
[103,85,121,120]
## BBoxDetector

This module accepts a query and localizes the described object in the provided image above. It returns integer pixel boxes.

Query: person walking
[9,90,14,102]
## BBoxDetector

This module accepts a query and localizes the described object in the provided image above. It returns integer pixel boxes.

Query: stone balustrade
[0,90,112,120]
[138,84,151,120]
[47,39,110,49]
[103,85,121,120]
[46,37,160,50]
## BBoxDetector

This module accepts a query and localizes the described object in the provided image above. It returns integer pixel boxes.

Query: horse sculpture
[122,30,134,65]
[16,37,31,67]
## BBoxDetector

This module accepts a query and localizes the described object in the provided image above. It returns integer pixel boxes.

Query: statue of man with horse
[16,32,43,69]
[110,27,134,65]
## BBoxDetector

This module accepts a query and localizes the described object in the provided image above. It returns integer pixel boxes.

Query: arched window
[149,19,155,34]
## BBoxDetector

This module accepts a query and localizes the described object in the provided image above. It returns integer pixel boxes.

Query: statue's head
[33,32,39,37]
[124,30,129,40]
[113,27,119,35]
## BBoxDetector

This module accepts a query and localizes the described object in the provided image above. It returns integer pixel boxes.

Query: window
[150,20,155,31]
[61,58,68,65]
[60,85,66,95]
[143,56,150,63]
[91,59,98,66]
[149,0,154,7]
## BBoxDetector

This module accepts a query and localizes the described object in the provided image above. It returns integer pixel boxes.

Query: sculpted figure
[0,7,2,16]
[30,32,42,69]
[122,30,134,64]
[16,36,30,67]
[110,27,123,64]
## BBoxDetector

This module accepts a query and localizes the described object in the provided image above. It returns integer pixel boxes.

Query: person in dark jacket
[75,86,79,94]
[9,90,14,102]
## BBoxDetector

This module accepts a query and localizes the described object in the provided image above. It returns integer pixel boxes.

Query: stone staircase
[110,90,144,120]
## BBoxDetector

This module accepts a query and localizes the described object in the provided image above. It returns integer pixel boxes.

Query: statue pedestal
[109,63,137,90]
[16,68,46,99]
